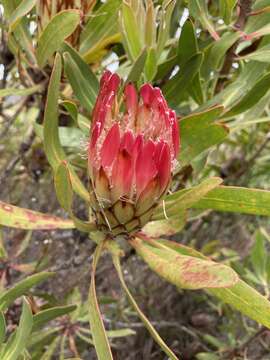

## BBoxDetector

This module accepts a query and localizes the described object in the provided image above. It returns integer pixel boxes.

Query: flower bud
[88,71,179,236]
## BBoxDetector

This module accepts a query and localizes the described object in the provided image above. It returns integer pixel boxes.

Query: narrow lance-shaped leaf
[36,10,81,67]
[225,72,270,117]
[0,312,6,346]
[112,249,179,360]
[163,53,203,106]
[192,186,270,216]
[33,305,77,330]
[43,53,65,170]
[88,243,113,360]
[0,200,74,230]
[9,0,37,31]
[43,53,90,203]
[177,105,228,165]
[120,1,142,60]
[159,238,270,329]
[54,162,96,232]
[219,0,237,24]
[153,177,223,220]
[142,212,186,238]
[80,0,121,64]
[156,0,176,57]
[131,237,238,289]
[126,48,147,83]
[0,84,42,98]
[2,0,36,64]
[188,0,220,40]
[2,298,33,360]
[177,18,204,104]
[62,42,99,112]
[0,273,54,311]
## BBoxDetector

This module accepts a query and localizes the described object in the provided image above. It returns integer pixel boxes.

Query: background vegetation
[2,0,270,359]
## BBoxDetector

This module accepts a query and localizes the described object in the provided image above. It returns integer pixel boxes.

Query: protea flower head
[88,71,180,236]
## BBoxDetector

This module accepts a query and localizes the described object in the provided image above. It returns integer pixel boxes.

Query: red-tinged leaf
[142,212,186,238]
[0,201,74,230]
[131,237,238,289]
[155,239,270,329]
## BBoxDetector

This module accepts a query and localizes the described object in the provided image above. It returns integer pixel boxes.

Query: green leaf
[43,54,89,203]
[156,239,270,329]
[0,200,74,230]
[2,0,36,64]
[206,32,240,72]
[196,353,220,360]
[9,0,37,31]
[36,10,80,67]
[246,23,270,39]
[88,244,113,360]
[142,213,186,237]
[208,281,270,329]
[163,53,203,106]
[43,53,65,170]
[2,298,33,360]
[219,0,237,24]
[145,1,155,47]
[62,42,99,112]
[177,19,198,62]
[54,162,73,212]
[188,0,219,40]
[225,72,270,117]
[0,312,6,346]
[154,177,223,220]
[39,337,60,360]
[178,105,228,165]
[156,0,176,57]
[131,237,238,289]
[61,100,78,124]
[33,305,77,330]
[80,0,121,63]
[0,84,42,98]
[251,228,267,279]
[54,162,96,232]
[126,48,147,83]
[35,123,85,149]
[0,273,54,311]
[177,19,203,104]
[120,1,142,60]
[145,47,157,81]
[112,252,179,360]
[239,43,270,62]
[106,329,136,338]
[192,186,270,216]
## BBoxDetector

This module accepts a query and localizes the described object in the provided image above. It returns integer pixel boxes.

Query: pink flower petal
[140,84,154,106]
[112,149,133,200]
[121,130,135,154]
[108,73,121,93]
[101,123,120,168]
[170,110,180,158]
[154,140,164,164]
[100,70,112,86]
[136,140,157,196]
[157,142,171,194]
[125,83,138,116]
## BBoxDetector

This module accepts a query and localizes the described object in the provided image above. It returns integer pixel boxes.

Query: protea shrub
[88,71,180,236]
